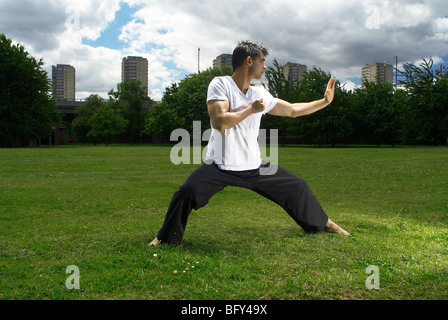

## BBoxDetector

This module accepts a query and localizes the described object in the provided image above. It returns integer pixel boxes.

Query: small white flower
[173,270,177,274]
[153,254,157,257]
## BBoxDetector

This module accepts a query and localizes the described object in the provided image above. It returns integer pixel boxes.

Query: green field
[0,145,447,300]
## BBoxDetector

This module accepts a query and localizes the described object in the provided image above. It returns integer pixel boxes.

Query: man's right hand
[250,98,266,114]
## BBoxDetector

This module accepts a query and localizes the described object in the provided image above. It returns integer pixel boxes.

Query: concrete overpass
[56,100,85,115]
[50,100,85,145]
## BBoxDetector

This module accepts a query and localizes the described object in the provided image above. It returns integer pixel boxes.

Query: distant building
[52,64,76,101]
[213,54,233,69]
[283,62,307,85]
[362,62,394,87]
[121,56,149,95]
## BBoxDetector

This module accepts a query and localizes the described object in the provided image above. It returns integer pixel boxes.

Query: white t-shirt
[205,76,278,171]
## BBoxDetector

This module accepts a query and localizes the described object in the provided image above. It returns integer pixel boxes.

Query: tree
[399,58,448,145]
[144,101,185,143]
[0,33,59,146]
[262,59,294,137]
[264,59,295,100]
[289,67,353,145]
[71,94,104,144]
[87,102,127,145]
[109,80,151,143]
[352,80,401,146]
[264,64,355,145]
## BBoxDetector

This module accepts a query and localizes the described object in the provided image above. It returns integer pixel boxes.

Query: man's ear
[246,56,252,66]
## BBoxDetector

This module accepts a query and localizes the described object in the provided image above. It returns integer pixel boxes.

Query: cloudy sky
[1,0,447,101]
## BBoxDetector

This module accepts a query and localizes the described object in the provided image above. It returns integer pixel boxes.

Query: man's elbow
[216,126,226,133]
[211,119,226,133]
[290,109,302,118]
[291,107,310,118]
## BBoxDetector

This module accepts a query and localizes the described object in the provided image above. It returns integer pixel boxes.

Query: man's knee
[178,179,201,198]
[291,177,311,193]
[177,183,208,210]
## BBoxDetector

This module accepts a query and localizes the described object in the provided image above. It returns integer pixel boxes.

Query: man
[149,41,349,247]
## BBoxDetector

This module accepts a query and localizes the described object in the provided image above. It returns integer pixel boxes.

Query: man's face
[249,52,267,80]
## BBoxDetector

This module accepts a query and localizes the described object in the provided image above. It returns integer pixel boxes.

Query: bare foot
[148,237,161,247]
[324,219,350,236]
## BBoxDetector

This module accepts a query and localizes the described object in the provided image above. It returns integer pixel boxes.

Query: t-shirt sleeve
[207,77,228,102]
[261,89,278,115]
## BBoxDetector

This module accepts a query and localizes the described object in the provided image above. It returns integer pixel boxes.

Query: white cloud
[341,80,359,92]
[380,2,433,29]
[431,16,448,42]
[1,0,448,101]
[435,17,448,32]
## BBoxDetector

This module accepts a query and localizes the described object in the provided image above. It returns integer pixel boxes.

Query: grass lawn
[0,145,447,300]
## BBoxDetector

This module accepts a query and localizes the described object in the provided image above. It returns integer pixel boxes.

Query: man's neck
[231,70,252,95]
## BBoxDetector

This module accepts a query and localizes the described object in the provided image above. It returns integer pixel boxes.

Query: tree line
[263,58,448,146]
[1,32,447,147]
[148,59,448,147]
[0,33,154,146]
[72,80,152,145]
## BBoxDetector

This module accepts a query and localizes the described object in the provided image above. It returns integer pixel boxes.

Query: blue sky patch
[82,2,141,50]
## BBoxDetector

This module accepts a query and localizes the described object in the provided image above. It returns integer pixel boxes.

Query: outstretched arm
[268,78,336,118]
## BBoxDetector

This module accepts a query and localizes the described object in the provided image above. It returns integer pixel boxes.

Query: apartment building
[213,54,233,69]
[121,56,149,95]
[52,64,76,101]
[283,62,307,85]
[362,62,394,87]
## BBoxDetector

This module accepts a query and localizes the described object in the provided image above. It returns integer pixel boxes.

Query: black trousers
[156,162,329,244]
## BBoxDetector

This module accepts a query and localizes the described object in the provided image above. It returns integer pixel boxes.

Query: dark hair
[232,40,269,71]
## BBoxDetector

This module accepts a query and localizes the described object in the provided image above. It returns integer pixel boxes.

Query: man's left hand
[324,78,336,104]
